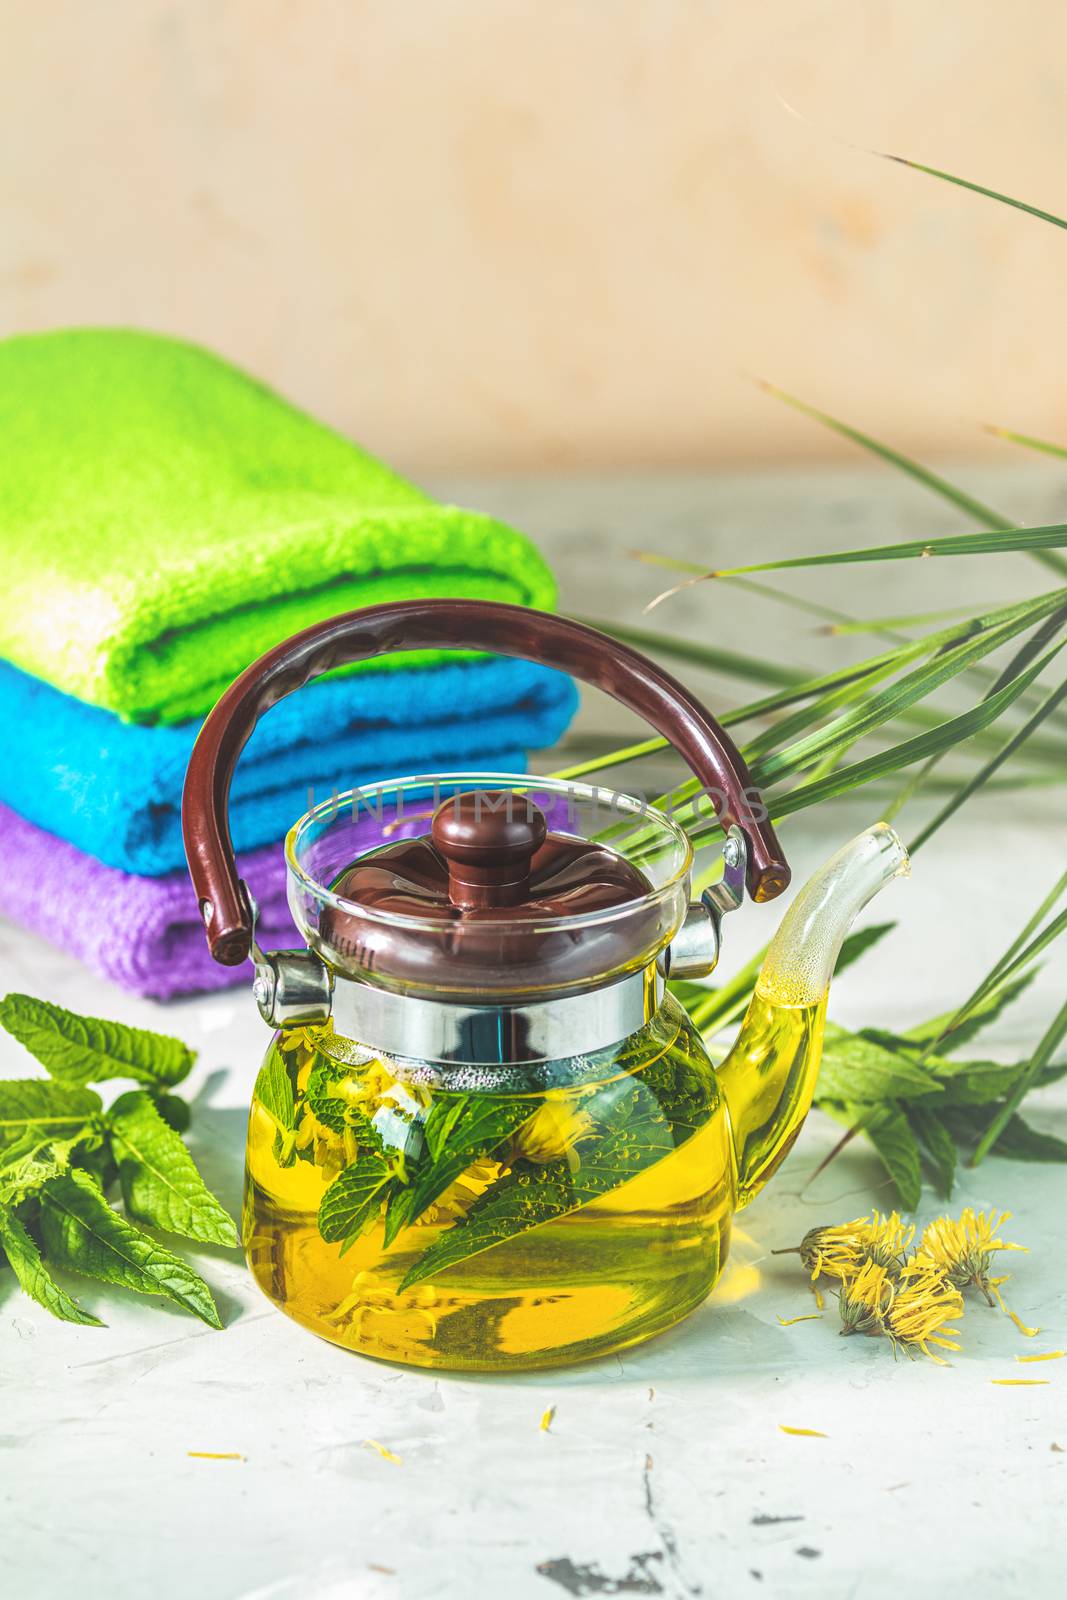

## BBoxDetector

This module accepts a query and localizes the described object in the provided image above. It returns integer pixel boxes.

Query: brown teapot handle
[182,600,790,964]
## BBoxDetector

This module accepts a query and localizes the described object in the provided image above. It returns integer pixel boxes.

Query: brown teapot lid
[319,789,657,998]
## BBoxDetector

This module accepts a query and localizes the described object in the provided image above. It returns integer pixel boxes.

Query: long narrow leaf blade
[698,524,1067,579]
[0,1206,103,1326]
[922,877,1067,1058]
[729,642,1064,831]
[972,998,1067,1165]
[880,151,1067,231]
[39,1169,222,1328]
[757,380,1014,529]
[107,1091,238,1248]
[909,676,1067,852]
[987,425,1067,461]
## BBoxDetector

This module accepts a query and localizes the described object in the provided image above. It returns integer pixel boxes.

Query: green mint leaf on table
[0,1142,84,1207]
[107,1091,238,1248]
[0,1206,103,1326]
[39,1169,222,1328]
[906,1103,958,1201]
[0,995,194,1089]
[815,1026,943,1105]
[399,1078,678,1291]
[155,1093,192,1134]
[941,1105,1067,1163]
[932,1054,1067,1106]
[858,1102,923,1211]
[0,1075,102,1164]
[318,1153,393,1245]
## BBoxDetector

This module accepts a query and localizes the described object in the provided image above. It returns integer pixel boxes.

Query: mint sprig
[108,1091,238,1249]
[39,1170,223,1328]
[0,994,195,1089]
[0,992,235,1330]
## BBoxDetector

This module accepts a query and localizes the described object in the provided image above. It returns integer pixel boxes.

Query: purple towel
[0,801,295,999]
[0,783,580,1003]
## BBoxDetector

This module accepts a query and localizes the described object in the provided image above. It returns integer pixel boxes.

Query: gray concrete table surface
[2,464,1065,1599]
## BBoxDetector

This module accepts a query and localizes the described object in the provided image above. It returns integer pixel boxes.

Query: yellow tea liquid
[244,996,735,1371]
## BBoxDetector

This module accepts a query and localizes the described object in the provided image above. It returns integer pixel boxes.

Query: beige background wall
[2,1,1065,473]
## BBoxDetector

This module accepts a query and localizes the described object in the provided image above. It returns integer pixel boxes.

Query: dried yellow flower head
[908,1208,1024,1304]
[797,1216,872,1285]
[864,1211,915,1271]
[791,1210,913,1301]
[838,1259,895,1338]
[885,1271,964,1363]
[780,1204,1026,1363]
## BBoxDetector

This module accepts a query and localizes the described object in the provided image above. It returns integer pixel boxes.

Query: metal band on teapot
[328,964,663,1067]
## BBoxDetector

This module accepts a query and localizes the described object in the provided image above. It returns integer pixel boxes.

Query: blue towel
[0,657,577,877]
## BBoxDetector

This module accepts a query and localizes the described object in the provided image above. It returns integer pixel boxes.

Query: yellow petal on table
[779,1425,828,1437]
[540,1406,556,1433]
[1017,1351,1065,1364]
[777,1314,822,1326]
[364,1438,403,1464]
[990,1379,1050,1387]
[188,1451,243,1461]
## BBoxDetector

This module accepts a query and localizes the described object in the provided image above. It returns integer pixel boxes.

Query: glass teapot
[183,601,908,1371]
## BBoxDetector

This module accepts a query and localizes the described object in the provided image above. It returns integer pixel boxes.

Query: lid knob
[431,789,548,909]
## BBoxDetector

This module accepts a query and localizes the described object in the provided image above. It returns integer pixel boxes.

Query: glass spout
[716,823,909,1206]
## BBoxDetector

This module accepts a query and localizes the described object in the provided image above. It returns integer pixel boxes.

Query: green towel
[0,328,556,723]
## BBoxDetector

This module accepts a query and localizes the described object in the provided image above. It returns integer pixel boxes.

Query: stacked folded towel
[0,329,576,997]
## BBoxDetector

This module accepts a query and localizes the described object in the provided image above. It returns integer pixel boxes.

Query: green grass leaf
[39,1169,222,1327]
[107,1091,238,1248]
[909,675,1067,852]
[318,1154,392,1245]
[900,972,1037,1055]
[754,602,1059,784]
[757,380,1016,529]
[971,996,1067,1165]
[880,151,1067,232]
[921,890,1067,1060]
[694,523,1067,579]
[572,616,804,691]
[908,966,1036,1056]
[987,425,1067,460]
[942,1105,1067,1163]
[0,995,195,1089]
[0,1206,103,1326]
[753,640,1065,825]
